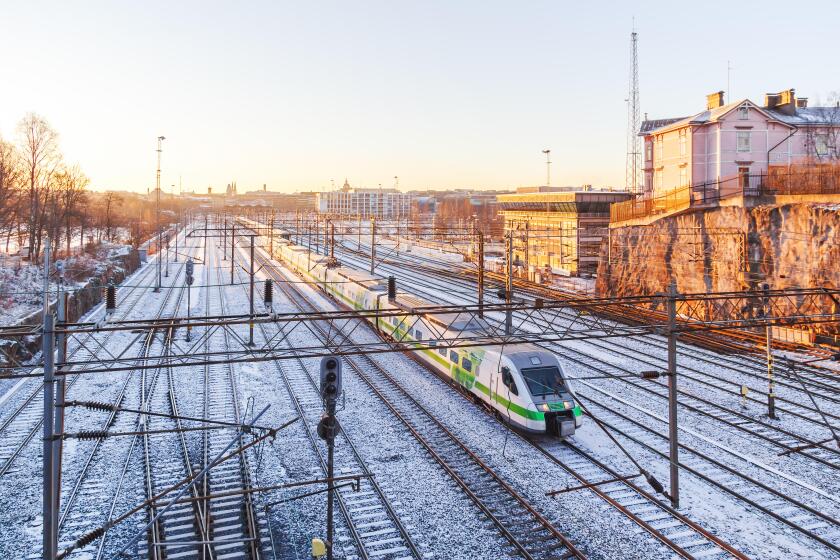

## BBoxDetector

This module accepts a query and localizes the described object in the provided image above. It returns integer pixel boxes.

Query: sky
[1,1,839,194]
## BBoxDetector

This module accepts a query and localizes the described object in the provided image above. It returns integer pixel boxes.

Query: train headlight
[539,403,550,412]
[563,401,573,410]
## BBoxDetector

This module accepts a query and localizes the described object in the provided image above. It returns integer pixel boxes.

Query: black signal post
[318,356,342,560]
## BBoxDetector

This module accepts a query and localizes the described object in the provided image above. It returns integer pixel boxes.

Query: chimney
[706,91,725,110]
[764,93,781,108]
[775,88,797,116]
[796,98,808,108]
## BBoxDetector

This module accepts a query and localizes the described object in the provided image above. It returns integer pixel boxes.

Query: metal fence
[610,165,840,224]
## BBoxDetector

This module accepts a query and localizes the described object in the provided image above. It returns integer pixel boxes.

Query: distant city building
[640,88,840,199]
[316,180,412,218]
[235,190,317,211]
[497,187,632,277]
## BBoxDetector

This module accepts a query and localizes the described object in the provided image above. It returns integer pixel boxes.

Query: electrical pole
[370,216,376,275]
[477,229,484,318]
[249,235,255,346]
[666,280,680,509]
[42,239,57,560]
[764,284,776,419]
[164,232,170,278]
[154,136,165,292]
[329,221,335,260]
[204,214,208,265]
[505,232,513,335]
[230,224,235,285]
[223,217,227,261]
[270,211,275,258]
[357,214,362,251]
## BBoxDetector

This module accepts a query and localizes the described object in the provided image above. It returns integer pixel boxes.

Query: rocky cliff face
[597,203,840,337]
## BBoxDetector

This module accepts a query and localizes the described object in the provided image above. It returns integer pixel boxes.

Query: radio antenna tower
[625,24,641,194]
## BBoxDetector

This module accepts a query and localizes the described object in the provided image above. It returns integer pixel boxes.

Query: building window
[654,170,662,190]
[680,167,687,187]
[645,142,653,162]
[736,131,751,153]
[815,134,830,157]
[656,137,663,161]
[679,131,687,157]
[739,106,749,120]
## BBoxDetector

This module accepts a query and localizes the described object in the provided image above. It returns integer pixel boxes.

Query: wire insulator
[105,282,116,314]
[81,401,116,412]
[74,430,109,440]
[643,470,664,494]
[77,526,106,547]
[264,279,273,304]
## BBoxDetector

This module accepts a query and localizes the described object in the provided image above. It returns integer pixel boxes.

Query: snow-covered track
[239,236,422,560]
[577,389,840,556]
[0,258,158,477]
[53,242,198,559]
[264,253,584,560]
[204,247,272,559]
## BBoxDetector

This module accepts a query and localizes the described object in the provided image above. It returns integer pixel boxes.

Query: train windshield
[521,367,566,397]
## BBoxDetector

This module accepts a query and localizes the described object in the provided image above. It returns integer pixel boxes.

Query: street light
[542,149,551,186]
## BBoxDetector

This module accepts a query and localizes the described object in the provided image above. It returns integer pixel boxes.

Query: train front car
[498,349,582,438]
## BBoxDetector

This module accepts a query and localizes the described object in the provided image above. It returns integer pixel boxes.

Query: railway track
[577,391,840,556]
[54,236,198,559]
[333,245,840,553]
[0,255,160,477]
[232,233,423,560]
[265,229,840,555]
[333,245,840,463]
[250,240,584,559]
[205,244,272,559]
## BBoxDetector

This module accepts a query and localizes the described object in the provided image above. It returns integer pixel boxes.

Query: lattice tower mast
[625,28,641,194]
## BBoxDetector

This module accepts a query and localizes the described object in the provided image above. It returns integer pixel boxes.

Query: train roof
[336,267,386,291]
[393,293,491,333]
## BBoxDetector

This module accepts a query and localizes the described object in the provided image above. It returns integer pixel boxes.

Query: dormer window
[739,105,749,120]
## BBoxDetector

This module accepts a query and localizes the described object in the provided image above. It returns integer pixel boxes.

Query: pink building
[640,89,840,199]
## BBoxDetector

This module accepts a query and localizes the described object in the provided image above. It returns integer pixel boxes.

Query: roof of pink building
[641,99,840,136]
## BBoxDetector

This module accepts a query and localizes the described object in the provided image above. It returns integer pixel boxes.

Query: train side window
[429,340,437,347]
[438,347,446,356]
[415,329,423,340]
[462,358,472,372]
[501,367,518,396]
[449,350,458,363]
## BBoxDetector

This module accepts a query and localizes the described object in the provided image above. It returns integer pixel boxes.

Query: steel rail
[254,245,584,560]
[240,235,422,560]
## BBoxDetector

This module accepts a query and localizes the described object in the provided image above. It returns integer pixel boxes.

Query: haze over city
[2,0,838,193]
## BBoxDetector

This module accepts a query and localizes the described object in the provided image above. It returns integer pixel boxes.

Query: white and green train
[271,235,583,438]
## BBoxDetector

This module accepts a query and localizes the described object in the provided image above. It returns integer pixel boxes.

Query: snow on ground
[0,242,133,326]
[330,240,840,559]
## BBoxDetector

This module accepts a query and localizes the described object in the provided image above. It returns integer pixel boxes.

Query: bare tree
[54,165,89,255]
[16,113,62,259]
[0,138,22,250]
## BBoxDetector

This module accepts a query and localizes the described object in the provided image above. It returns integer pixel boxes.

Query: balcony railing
[610,164,840,224]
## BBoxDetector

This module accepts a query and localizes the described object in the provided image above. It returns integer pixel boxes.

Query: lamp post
[154,135,166,293]
[542,148,551,186]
